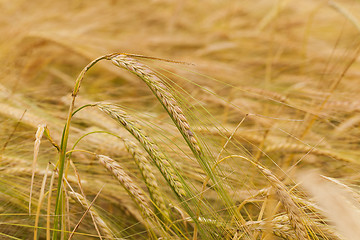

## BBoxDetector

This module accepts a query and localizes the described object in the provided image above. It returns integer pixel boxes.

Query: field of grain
[1,0,360,239]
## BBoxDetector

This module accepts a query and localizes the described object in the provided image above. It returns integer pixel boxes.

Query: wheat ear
[272,215,342,240]
[247,219,297,240]
[96,104,186,197]
[97,154,152,217]
[123,138,168,216]
[254,163,308,240]
[110,54,202,157]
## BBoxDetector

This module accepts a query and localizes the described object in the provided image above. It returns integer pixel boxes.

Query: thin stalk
[52,54,112,240]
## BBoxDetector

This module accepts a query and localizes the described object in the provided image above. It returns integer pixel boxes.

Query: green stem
[52,99,75,240]
[52,54,113,240]
[71,104,95,117]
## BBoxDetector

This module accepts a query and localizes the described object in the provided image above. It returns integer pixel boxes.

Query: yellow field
[1,0,360,239]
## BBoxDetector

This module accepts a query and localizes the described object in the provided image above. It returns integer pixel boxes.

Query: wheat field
[1,0,360,239]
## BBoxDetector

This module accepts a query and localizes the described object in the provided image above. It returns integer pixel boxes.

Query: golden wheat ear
[109,54,202,157]
[96,154,152,217]
[253,163,309,240]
